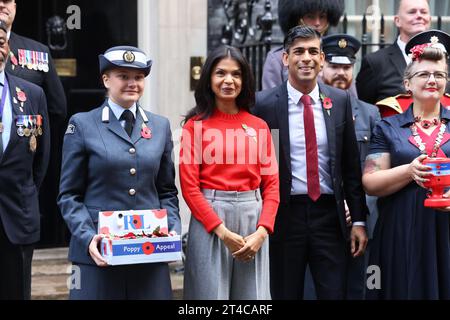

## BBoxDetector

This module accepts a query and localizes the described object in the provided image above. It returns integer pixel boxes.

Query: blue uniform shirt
[0,71,13,152]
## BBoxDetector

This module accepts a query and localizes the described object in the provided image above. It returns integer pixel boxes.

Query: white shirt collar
[397,36,412,64]
[108,98,137,120]
[287,80,320,105]
[0,71,5,86]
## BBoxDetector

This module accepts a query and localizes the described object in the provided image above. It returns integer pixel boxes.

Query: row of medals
[17,50,49,73]
[17,121,43,152]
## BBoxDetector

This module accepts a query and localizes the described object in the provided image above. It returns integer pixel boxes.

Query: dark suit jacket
[6,32,67,122]
[0,73,50,244]
[253,82,368,238]
[356,43,407,105]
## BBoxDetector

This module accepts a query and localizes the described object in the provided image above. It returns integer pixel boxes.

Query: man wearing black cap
[0,19,50,299]
[321,33,380,299]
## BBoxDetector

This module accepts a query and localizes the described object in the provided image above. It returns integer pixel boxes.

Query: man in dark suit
[0,0,67,246]
[356,0,431,105]
[254,26,368,300]
[321,33,380,299]
[0,19,50,299]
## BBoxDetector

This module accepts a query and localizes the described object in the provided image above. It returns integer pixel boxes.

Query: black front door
[14,0,138,247]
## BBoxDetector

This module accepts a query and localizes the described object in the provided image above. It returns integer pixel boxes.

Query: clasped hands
[214,224,268,263]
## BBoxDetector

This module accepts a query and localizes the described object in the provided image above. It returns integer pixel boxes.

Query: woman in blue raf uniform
[58,46,181,300]
[362,30,450,299]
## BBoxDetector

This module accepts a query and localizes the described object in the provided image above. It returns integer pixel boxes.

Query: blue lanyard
[0,79,9,121]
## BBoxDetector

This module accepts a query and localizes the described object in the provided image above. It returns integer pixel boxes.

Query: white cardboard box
[98,209,182,266]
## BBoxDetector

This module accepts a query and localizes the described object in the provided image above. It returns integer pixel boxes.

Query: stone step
[31,247,184,300]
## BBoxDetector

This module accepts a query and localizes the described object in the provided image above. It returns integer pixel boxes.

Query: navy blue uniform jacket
[0,73,50,244]
[58,102,181,265]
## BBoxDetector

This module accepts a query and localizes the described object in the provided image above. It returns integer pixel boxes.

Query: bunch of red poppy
[106,227,169,240]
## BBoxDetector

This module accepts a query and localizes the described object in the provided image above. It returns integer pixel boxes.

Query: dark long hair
[183,45,255,124]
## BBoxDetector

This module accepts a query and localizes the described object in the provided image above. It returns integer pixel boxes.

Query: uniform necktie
[120,109,134,137]
[301,94,321,201]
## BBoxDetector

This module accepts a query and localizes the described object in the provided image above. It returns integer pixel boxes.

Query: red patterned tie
[301,94,321,201]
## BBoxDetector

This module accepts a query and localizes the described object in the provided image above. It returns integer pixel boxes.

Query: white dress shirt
[287,80,334,195]
[397,36,412,65]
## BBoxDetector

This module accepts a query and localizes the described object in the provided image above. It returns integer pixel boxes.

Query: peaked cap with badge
[98,46,153,76]
[405,29,450,60]
[322,34,361,65]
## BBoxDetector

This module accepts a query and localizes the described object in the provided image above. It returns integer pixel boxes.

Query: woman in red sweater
[180,45,280,299]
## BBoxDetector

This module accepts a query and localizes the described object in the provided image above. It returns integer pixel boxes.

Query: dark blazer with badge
[356,43,407,105]
[58,102,181,265]
[253,82,368,239]
[7,32,67,121]
[0,73,50,245]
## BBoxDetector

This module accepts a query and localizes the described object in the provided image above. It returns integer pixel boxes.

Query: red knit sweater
[179,109,280,233]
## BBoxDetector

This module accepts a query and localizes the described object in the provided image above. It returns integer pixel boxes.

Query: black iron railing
[216,0,448,90]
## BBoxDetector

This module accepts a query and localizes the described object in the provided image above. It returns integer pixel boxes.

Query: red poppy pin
[242,124,257,142]
[320,93,333,116]
[16,87,27,108]
[9,52,18,67]
[141,123,152,139]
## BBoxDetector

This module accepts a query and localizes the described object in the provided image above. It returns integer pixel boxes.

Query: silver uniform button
[130,168,137,175]
[129,148,136,154]
[364,136,368,142]
[129,189,136,196]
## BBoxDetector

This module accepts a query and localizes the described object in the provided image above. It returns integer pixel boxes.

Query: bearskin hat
[278,0,345,35]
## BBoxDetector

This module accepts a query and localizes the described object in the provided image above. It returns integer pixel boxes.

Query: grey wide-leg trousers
[183,189,271,300]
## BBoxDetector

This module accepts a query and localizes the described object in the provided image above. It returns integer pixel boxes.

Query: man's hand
[350,225,368,258]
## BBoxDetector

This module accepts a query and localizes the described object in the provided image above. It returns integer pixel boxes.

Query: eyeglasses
[410,71,448,81]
